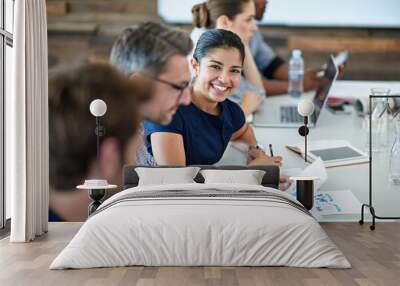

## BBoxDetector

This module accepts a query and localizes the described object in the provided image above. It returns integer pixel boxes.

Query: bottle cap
[292,49,302,58]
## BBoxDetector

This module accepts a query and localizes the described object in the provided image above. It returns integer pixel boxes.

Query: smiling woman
[191,29,244,105]
[190,0,266,116]
[144,29,282,167]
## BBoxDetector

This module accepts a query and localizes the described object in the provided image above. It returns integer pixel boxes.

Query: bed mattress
[50,183,350,269]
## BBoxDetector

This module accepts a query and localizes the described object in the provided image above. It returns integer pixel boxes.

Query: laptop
[253,55,338,128]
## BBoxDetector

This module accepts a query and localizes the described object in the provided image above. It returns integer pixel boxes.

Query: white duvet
[50,183,350,269]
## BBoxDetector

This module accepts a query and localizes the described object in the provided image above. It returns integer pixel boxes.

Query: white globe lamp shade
[297,99,315,117]
[90,99,107,117]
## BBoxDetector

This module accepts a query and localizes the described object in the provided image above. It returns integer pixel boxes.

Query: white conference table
[219,80,400,222]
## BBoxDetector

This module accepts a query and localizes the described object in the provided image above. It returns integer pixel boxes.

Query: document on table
[283,158,361,217]
[314,190,361,215]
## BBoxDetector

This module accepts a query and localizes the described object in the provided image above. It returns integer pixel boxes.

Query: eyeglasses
[127,72,190,102]
[142,73,189,101]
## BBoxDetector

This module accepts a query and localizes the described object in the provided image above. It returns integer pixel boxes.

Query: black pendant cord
[359,94,400,231]
[305,116,308,163]
[96,116,100,163]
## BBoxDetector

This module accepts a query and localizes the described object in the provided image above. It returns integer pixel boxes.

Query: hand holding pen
[269,144,274,157]
[248,143,282,166]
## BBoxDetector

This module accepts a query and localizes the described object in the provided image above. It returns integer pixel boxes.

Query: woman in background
[144,29,281,167]
[190,0,265,117]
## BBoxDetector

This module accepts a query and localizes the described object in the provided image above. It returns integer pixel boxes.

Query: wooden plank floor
[0,222,399,286]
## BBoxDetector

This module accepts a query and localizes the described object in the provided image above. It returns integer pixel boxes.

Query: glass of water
[369,88,391,152]
[389,118,400,185]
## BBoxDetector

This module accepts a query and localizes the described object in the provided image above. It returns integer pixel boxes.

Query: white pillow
[200,169,266,185]
[135,167,201,186]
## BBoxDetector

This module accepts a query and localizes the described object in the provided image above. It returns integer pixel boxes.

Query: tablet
[286,140,369,167]
[309,146,365,162]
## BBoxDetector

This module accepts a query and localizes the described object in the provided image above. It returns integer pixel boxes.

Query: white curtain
[7,0,49,242]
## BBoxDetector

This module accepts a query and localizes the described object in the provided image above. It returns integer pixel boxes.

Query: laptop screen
[311,56,338,124]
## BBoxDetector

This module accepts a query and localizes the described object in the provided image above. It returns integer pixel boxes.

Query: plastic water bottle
[288,49,304,98]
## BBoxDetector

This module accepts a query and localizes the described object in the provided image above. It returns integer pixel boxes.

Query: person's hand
[247,145,265,159]
[279,175,293,191]
[304,60,346,92]
[247,152,282,166]
[337,63,345,80]
[303,70,321,91]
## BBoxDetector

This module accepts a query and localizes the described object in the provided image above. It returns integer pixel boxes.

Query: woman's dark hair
[193,29,245,64]
[192,0,251,29]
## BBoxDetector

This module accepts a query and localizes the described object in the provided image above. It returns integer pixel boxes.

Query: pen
[269,144,274,157]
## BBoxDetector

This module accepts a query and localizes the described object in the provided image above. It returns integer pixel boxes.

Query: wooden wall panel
[47,1,68,17]
[45,0,400,81]
[289,36,400,53]
[57,0,158,16]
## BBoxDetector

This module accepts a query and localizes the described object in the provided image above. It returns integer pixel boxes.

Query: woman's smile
[210,81,231,97]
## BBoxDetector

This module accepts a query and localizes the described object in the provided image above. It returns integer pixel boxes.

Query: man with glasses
[110,22,193,165]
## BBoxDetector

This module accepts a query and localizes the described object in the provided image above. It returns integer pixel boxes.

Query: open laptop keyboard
[280,106,304,123]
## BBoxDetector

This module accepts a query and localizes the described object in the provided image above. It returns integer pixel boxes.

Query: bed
[50,165,350,269]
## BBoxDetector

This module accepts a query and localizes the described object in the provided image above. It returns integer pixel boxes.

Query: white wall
[158,0,400,28]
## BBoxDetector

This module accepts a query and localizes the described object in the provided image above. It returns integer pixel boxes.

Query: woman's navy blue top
[144,99,245,165]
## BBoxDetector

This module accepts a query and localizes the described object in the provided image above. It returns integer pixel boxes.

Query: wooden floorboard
[0,222,399,286]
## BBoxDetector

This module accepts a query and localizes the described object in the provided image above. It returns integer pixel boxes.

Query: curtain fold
[8,0,49,242]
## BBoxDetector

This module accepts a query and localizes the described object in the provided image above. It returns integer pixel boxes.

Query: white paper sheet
[284,158,328,220]
[314,190,362,215]
[285,157,328,196]
[284,160,361,216]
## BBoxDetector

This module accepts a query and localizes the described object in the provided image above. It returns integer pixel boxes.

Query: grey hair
[110,22,193,76]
